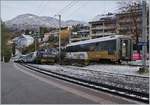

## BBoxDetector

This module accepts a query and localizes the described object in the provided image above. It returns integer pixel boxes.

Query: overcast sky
[1,1,121,22]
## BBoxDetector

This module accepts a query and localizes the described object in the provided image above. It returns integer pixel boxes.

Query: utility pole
[140,0,148,72]
[33,31,39,52]
[34,37,37,51]
[68,26,72,44]
[58,14,61,64]
[55,14,61,64]
[12,42,16,57]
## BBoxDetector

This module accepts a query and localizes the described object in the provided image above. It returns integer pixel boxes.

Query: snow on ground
[122,60,149,66]
[66,64,149,77]
[81,64,148,76]
[33,63,149,77]
[30,63,149,93]
[34,64,92,76]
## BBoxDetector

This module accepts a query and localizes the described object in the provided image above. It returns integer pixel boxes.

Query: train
[15,48,59,64]
[63,35,133,65]
[15,35,133,65]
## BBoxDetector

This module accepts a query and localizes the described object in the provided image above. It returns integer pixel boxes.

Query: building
[42,32,51,42]
[13,34,34,48]
[116,4,149,52]
[116,6,149,43]
[89,13,117,39]
[70,24,90,42]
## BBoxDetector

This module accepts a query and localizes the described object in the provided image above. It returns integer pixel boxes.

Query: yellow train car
[64,35,133,64]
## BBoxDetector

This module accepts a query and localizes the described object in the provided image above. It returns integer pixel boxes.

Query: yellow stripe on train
[87,51,119,62]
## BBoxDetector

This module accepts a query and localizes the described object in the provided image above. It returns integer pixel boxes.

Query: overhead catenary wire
[48,1,80,28]
[63,1,88,21]
[56,1,75,15]
[55,0,79,16]
[36,1,48,16]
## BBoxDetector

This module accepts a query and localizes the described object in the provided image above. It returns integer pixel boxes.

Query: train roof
[67,35,131,47]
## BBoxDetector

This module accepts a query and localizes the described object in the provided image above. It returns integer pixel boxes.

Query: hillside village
[1,1,149,63]
[1,1,149,104]
[8,2,149,56]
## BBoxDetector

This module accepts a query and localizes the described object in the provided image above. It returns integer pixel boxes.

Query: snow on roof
[13,34,33,40]
[14,34,34,48]
[22,34,33,39]
[67,35,130,47]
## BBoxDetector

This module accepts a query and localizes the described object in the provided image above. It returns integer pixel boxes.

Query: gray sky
[1,1,120,22]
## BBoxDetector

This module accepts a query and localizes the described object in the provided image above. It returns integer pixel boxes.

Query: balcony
[91,25,115,30]
[70,37,90,42]
[91,32,116,37]
[118,18,141,23]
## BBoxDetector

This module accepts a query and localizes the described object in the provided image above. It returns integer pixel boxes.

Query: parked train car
[36,48,58,64]
[15,48,58,64]
[17,52,37,63]
[14,55,25,63]
[64,35,133,65]
[24,52,37,63]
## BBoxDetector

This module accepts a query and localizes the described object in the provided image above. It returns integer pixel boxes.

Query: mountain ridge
[5,13,87,31]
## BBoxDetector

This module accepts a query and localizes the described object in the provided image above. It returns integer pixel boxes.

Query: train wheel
[116,59,121,64]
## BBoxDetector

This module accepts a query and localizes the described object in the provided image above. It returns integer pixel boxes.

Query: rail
[19,63,149,104]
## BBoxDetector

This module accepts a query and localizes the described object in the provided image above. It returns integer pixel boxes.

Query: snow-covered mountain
[65,20,85,26]
[5,14,86,31]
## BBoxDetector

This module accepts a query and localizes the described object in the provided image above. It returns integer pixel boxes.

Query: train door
[120,39,131,60]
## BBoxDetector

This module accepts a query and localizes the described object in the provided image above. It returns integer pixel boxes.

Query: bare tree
[117,0,144,55]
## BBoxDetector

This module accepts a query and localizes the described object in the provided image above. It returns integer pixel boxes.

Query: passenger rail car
[21,52,37,63]
[64,35,133,64]
[15,48,59,64]
[37,48,58,64]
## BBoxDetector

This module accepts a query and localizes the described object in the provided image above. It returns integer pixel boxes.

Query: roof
[89,14,116,22]
[13,34,34,48]
[13,34,33,41]
[67,35,131,47]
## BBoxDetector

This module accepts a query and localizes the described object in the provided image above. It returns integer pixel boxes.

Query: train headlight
[123,43,126,46]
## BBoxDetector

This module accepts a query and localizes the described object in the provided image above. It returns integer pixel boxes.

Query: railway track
[63,65,149,78]
[19,63,149,104]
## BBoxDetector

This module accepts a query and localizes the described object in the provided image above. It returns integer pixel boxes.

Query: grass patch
[138,66,149,74]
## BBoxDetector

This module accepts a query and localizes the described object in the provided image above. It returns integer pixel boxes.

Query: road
[1,62,141,104]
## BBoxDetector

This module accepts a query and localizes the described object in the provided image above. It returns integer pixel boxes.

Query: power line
[36,1,48,16]
[55,1,79,16]
[63,1,88,20]
[61,1,79,16]
[56,1,74,15]
[49,1,80,28]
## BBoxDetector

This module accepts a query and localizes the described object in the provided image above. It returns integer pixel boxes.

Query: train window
[67,46,78,52]
[66,46,70,52]
[88,43,96,51]
[96,40,116,51]
[80,44,89,51]
[66,40,116,52]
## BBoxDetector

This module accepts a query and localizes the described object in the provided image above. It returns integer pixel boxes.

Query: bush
[138,66,149,74]
[4,49,11,62]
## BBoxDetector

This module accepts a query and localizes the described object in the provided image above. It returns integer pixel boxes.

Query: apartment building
[116,9,141,41]
[116,9,149,43]
[70,24,90,42]
[89,13,117,39]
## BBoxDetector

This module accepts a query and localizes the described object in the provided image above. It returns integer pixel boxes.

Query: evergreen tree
[1,21,12,62]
